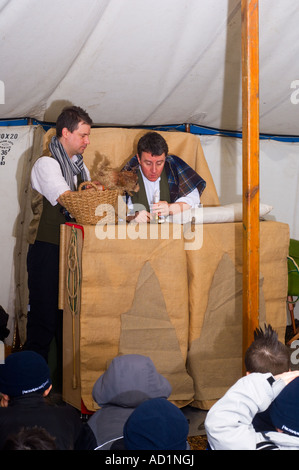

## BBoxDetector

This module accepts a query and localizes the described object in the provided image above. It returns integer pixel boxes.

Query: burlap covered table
[60,219,289,411]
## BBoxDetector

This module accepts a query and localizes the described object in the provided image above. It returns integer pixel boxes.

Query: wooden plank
[241,0,260,363]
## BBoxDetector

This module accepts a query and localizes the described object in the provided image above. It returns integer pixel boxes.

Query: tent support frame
[241,0,260,369]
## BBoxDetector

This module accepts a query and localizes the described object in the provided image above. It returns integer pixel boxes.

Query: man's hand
[152,201,170,217]
[128,210,152,224]
[152,200,191,217]
[274,370,299,385]
[83,180,104,190]
[0,393,9,408]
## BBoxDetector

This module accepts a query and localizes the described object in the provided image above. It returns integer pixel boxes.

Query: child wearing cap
[108,397,190,451]
[0,351,96,450]
[123,398,190,450]
[205,370,299,450]
[89,354,173,449]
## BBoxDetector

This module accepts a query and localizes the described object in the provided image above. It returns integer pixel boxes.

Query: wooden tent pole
[241,0,260,368]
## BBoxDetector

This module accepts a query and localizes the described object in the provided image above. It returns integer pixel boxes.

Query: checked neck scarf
[165,154,206,201]
[49,135,88,191]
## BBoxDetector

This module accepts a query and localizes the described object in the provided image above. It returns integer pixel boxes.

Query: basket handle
[78,181,100,192]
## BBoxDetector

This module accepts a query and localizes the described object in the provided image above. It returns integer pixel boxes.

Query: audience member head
[0,351,52,406]
[2,426,56,450]
[123,397,189,450]
[244,324,290,375]
[92,354,172,407]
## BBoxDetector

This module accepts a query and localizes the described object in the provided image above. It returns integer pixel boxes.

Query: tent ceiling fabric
[1,0,298,135]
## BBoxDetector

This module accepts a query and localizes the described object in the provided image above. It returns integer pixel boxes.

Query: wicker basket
[60,181,119,225]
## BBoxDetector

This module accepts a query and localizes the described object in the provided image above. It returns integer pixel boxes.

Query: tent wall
[201,135,299,241]
[0,125,44,344]
[1,0,299,136]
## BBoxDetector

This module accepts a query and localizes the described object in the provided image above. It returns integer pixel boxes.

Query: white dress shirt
[31,155,90,206]
[127,167,200,212]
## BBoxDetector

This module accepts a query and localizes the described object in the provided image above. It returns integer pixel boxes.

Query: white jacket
[205,373,299,450]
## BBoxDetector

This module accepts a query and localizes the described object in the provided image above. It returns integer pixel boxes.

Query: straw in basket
[60,181,119,225]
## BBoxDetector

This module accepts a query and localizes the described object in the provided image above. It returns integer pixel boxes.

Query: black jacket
[0,394,96,450]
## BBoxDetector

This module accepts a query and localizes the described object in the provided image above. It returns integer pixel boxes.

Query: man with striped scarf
[25,106,92,373]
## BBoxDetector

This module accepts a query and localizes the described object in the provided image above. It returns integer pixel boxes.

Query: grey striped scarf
[49,136,88,191]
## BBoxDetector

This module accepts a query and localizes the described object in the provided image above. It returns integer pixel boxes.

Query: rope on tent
[66,226,81,389]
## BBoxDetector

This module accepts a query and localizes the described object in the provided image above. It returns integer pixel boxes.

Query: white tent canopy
[0,0,299,134]
[1,0,299,339]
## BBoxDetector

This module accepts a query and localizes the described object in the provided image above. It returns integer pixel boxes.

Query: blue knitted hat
[123,397,189,450]
[269,377,299,436]
[0,351,52,397]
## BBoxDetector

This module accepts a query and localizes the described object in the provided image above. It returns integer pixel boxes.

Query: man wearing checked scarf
[123,131,206,223]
